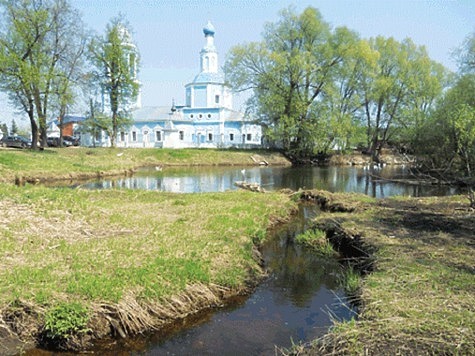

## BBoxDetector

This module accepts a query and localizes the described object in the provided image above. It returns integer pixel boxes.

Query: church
[86,21,262,149]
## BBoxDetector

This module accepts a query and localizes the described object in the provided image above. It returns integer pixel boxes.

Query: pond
[68,165,459,197]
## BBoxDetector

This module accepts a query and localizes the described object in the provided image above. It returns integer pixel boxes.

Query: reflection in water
[77,165,460,198]
[142,205,356,355]
[37,166,459,355]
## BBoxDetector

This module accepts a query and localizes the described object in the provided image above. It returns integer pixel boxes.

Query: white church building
[82,21,262,149]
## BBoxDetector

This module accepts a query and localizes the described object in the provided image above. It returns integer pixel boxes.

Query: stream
[26,165,459,355]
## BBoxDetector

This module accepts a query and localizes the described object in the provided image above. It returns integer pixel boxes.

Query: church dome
[192,71,224,84]
[203,21,215,36]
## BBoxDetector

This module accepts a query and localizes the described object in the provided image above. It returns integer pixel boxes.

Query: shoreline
[295,190,475,355]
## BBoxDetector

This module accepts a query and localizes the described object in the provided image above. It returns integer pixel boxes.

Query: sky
[1,0,474,126]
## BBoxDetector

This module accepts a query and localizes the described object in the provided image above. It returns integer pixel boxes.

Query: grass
[0,182,294,344]
[302,192,475,355]
[0,147,290,183]
[295,228,337,257]
[0,185,293,304]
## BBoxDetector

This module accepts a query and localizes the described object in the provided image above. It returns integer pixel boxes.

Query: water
[71,165,460,198]
[144,205,354,355]
[78,205,355,356]
[29,165,458,355]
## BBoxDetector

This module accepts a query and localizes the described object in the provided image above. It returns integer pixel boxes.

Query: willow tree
[0,0,86,148]
[88,16,140,148]
[358,37,445,161]
[226,6,357,158]
[314,30,379,152]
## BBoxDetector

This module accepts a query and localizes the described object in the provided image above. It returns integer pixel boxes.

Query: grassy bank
[0,183,295,351]
[0,147,290,184]
[296,191,475,355]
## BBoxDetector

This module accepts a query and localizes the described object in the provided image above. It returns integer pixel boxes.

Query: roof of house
[132,106,171,122]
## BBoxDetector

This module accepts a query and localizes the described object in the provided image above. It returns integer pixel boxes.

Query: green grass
[0,147,290,183]
[0,184,294,307]
[44,302,90,339]
[295,228,337,257]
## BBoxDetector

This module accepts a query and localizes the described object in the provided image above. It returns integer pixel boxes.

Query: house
[47,115,86,138]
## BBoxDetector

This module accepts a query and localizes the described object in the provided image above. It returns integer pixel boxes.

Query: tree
[357,37,444,161]
[417,74,475,207]
[315,32,379,152]
[455,31,475,74]
[88,16,140,148]
[0,122,8,136]
[226,6,356,158]
[0,0,87,149]
[10,119,18,135]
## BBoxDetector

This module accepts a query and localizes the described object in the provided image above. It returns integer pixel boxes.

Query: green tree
[418,74,475,207]
[315,32,378,152]
[88,16,140,148]
[226,6,355,158]
[419,75,475,173]
[358,37,444,161]
[10,118,18,135]
[0,122,8,136]
[0,0,87,149]
[455,31,475,74]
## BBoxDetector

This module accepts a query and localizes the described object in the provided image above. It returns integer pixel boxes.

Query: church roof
[132,106,170,122]
[190,71,225,85]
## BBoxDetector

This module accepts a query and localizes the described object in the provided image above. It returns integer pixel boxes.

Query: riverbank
[1,148,472,354]
[0,184,295,354]
[295,190,475,355]
[0,147,291,184]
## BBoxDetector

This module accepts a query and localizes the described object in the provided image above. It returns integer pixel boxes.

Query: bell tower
[200,21,218,74]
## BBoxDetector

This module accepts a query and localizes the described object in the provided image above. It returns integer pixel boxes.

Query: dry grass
[297,193,475,355]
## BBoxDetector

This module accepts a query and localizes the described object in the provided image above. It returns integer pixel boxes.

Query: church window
[156,131,162,141]
[132,131,137,141]
[179,131,184,140]
[215,95,220,104]
[208,133,213,141]
[230,133,234,141]
[190,114,194,118]
[199,114,203,118]
[247,133,252,141]
[207,114,211,118]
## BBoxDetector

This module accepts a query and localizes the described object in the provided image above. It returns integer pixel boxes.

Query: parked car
[47,136,75,147]
[63,135,80,146]
[0,135,31,148]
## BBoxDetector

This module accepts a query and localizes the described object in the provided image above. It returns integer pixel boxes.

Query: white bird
[241,169,246,180]
[155,165,162,171]
[116,152,124,157]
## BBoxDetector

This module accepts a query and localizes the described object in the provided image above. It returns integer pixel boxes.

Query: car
[0,135,31,148]
[63,135,80,146]
[47,137,61,147]
[47,136,77,147]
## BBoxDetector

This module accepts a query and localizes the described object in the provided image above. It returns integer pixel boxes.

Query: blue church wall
[78,21,262,150]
